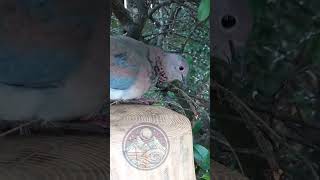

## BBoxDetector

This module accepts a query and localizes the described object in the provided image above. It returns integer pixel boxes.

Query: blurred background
[212,0,320,179]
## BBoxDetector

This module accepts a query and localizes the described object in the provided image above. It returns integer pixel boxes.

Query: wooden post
[110,105,196,180]
[0,135,109,180]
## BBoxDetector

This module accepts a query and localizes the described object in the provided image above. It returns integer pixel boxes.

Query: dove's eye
[179,66,184,71]
[221,15,236,29]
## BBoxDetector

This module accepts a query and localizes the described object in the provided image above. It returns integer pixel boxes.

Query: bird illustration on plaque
[122,123,169,170]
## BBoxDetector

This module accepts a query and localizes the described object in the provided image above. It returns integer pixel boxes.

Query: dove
[212,0,253,61]
[110,36,189,100]
[0,0,108,122]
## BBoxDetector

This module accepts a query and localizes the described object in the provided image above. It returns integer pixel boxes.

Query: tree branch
[112,0,136,33]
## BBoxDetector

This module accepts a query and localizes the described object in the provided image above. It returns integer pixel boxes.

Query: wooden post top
[110,104,192,136]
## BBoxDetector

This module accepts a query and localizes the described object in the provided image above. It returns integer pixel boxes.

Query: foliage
[213,0,320,179]
[197,0,210,22]
[111,0,210,179]
[194,144,210,173]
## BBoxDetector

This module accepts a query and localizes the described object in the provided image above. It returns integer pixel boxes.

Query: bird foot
[19,126,32,136]
[93,121,108,128]
[111,98,155,105]
[110,101,120,105]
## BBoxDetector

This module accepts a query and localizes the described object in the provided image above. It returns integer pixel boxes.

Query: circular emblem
[122,123,169,170]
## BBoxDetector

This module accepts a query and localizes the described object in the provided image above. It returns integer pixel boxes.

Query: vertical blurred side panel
[210,0,253,179]
[0,1,111,180]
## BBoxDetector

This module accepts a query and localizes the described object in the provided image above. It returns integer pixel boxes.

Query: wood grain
[0,135,109,180]
[110,105,196,180]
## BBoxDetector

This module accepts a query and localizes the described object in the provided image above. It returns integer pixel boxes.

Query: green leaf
[197,0,210,22]
[305,36,320,65]
[193,144,210,170]
[192,120,203,134]
[151,103,163,107]
[200,172,210,180]
[186,56,193,66]
[167,91,175,97]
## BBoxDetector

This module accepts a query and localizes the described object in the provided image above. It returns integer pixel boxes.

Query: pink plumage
[110,36,189,100]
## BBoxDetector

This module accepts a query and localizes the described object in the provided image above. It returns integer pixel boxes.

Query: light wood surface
[110,105,196,180]
[0,105,197,180]
[0,135,109,180]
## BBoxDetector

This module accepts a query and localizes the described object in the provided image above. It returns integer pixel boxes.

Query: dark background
[212,0,320,179]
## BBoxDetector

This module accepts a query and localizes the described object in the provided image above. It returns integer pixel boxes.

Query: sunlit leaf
[194,144,210,170]
[192,120,203,134]
[200,172,210,180]
[197,0,210,21]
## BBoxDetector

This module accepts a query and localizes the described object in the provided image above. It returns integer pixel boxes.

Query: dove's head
[161,53,189,84]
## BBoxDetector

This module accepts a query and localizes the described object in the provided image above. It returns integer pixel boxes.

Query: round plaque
[122,123,169,170]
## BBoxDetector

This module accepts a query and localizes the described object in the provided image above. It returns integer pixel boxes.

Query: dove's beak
[182,75,187,88]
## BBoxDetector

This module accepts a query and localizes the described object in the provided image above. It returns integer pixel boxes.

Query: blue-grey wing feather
[110,53,139,90]
[0,47,81,88]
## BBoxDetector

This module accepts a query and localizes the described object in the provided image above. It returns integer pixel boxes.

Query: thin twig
[0,121,35,137]
[212,130,246,176]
